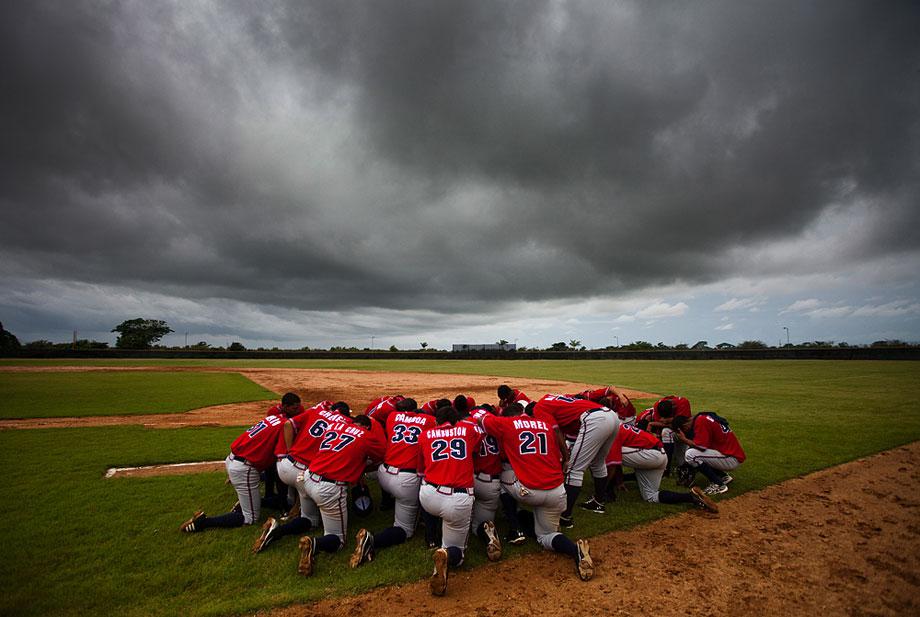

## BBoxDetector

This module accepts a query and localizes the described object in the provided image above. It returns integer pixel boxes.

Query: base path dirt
[259,442,920,617]
[0,368,659,429]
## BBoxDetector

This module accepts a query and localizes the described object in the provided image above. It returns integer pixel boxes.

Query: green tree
[738,340,767,349]
[497,339,509,350]
[420,341,428,350]
[0,321,21,354]
[228,342,246,351]
[112,319,173,349]
[549,342,568,351]
[568,339,581,350]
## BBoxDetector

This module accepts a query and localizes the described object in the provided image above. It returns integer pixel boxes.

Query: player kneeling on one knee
[180,399,302,534]
[672,413,746,496]
[350,399,435,567]
[295,413,387,576]
[478,403,595,581]
[605,423,718,513]
[418,405,483,596]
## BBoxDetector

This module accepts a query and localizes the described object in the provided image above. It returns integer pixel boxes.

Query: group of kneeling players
[180,384,746,596]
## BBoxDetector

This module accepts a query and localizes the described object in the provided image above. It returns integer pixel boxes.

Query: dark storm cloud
[1,0,918,319]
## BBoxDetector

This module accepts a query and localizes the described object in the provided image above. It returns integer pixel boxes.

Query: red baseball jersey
[418,421,483,489]
[497,388,531,410]
[482,413,563,490]
[275,400,334,456]
[287,406,352,465]
[605,423,664,465]
[419,399,444,415]
[653,395,691,421]
[384,410,436,469]
[466,409,503,475]
[690,413,746,462]
[309,420,387,484]
[365,395,404,425]
[230,414,288,471]
[534,394,606,435]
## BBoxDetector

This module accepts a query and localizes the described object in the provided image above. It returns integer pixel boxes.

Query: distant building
[452,343,516,352]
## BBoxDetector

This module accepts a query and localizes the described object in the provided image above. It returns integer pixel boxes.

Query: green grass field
[0,372,277,418]
[0,359,918,616]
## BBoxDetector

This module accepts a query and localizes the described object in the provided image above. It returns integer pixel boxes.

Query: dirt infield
[0,368,659,429]
[259,442,920,617]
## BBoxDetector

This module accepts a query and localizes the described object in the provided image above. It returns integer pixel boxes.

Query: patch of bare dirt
[261,442,920,617]
[0,368,659,429]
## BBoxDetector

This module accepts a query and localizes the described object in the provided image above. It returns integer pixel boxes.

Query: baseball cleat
[721,474,734,485]
[690,487,720,513]
[349,528,375,568]
[231,501,242,514]
[506,528,527,546]
[559,515,574,529]
[281,501,300,522]
[575,538,594,581]
[180,510,205,533]
[430,548,449,596]
[298,536,316,576]
[703,482,729,495]
[483,521,502,562]
[252,517,279,553]
[579,498,606,514]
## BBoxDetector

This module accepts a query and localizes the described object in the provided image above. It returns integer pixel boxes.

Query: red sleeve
[692,416,714,449]
[605,426,627,465]
[366,422,387,463]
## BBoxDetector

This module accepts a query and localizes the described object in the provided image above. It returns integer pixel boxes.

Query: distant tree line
[2,319,918,352]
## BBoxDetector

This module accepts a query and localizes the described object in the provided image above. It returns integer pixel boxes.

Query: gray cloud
[1,0,918,335]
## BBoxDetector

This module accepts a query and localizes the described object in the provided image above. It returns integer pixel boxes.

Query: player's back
[419,421,482,489]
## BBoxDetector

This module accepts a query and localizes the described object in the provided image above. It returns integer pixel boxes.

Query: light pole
[370,335,375,350]
[614,335,619,347]
[783,326,790,346]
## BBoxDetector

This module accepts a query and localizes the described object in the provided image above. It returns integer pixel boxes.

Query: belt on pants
[285,455,308,469]
[309,472,348,486]
[230,454,253,466]
[383,464,417,474]
[424,481,469,495]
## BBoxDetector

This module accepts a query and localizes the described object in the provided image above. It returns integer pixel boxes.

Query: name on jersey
[317,409,342,422]
[329,422,365,437]
[393,412,428,425]
[427,426,469,439]
[512,418,549,431]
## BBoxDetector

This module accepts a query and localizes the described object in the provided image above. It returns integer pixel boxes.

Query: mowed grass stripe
[0,371,277,418]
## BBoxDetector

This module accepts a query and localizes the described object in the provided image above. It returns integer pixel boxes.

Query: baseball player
[568,386,637,424]
[262,393,306,510]
[251,400,351,552]
[466,404,503,561]
[637,395,692,476]
[497,384,531,412]
[605,423,718,512]
[420,398,453,415]
[672,412,746,495]
[366,396,416,510]
[479,403,594,581]
[349,399,433,568]
[180,404,298,533]
[532,394,619,525]
[297,413,387,576]
[418,405,484,596]
[365,394,406,425]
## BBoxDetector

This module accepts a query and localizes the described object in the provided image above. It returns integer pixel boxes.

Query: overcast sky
[2,0,918,349]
